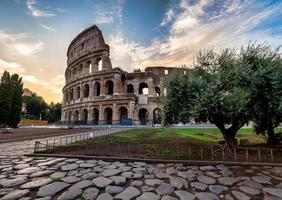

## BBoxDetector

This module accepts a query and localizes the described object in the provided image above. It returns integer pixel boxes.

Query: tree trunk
[222,130,236,150]
[267,126,279,144]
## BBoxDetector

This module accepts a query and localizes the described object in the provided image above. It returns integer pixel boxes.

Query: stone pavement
[0,156,282,200]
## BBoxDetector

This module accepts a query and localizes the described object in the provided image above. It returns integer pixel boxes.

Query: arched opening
[97,58,102,71]
[65,92,68,103]
[74,110,79,122]
[139,83,149,95]
[155,86,161,96]
[78,64,83,77]
[83,84,89,98]
[153,108,161,124]
[127,84,134,93]
[93,108,99,125]
[82,109,88,124]
[94,82,101,96]
[104,107,113,125]
[68,111,72,122]
[76,86,80,99]
[118,107,128,124]
[105,80,114,95]
[70,88,74,101]
[139,108,148,125]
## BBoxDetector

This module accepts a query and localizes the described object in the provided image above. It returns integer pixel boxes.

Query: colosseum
[61,25,178,125]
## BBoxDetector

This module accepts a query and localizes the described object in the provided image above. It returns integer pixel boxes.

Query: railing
[35,139,282,163]
[59,120,154,126]
[34,129,119,153]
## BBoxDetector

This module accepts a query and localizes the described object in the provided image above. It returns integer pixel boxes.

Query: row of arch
[66,107,161,125]
[65,81,161,102]
[66,58,103,82]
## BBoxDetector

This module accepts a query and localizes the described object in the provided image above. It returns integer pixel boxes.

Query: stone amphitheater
[61,25,179,125]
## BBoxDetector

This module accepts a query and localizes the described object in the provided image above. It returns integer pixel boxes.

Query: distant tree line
[0,71,23,127]
[22,92,61,123]
[162,43,282,149]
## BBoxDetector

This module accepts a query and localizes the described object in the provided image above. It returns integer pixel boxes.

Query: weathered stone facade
[61,25,176,125]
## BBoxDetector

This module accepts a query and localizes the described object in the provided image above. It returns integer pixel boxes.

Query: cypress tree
[0,71,12,126]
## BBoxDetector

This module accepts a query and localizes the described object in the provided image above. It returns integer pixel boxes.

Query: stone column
[113,103,117,124]
[128,102,135,120]
[114,75,119,95]
[148,78,154,97]
[100,78,105,96]
[99,104,103,124]
[87,107,92,124]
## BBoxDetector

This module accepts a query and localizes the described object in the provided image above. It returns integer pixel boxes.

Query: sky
[0,0,281,103]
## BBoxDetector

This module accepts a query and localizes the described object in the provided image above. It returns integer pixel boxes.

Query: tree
[47,102,61,123]
[0,71,23,127]
[8,74,23,127]
[162,49,252,149]
[0,71,12,126]
[241,44,282,144]
[22,93,48,120]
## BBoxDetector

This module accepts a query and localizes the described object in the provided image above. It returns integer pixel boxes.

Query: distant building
[23,88,32,97]
[61,25,181,125]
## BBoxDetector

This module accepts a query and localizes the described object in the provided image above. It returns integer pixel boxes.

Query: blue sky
[0,0,281,102]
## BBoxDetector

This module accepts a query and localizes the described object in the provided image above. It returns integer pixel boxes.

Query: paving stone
[177,171,196,179]
[263,188,282,198]
[82,187,99,200]
[275,182,282,189]
[17,167,39,174]
[61,176,80,183]
[161,195,178,200]
[191,182,208,191]
[141,185,155,192]
[252,176,272,185]
[208,185,228,194]
[145,179,163,186]
[218,177,239,186]
[69,180,93,190]
[0,177,27,187]
[239,186,260,195]
[30,170,54,178]
[81,172,97,180]
[232,191,250,200]
[136,192,161,200]
[131,180,143,186]
[109,176,126,185]
[103,169,121,177]
[205,172,221,178]
[37,182,70,197]
[115,186,140,200]
[224,194,234,200]
[14,164,30,170]
[93,177,113,188]
[97,193,113,200]
[156,173,169,179]
[195,192,219,200]
[0,189,29,200]
[175,190,196,200]
[200,166,217,171]
[37,158,66,166]
[105,186,124,194]
[169,176,188,189]
[61,163,78,171]
[57,187,82,200]
[198,175,216,185]
[86,160,98,164]
[50,172,66,179]
[79,163,95,168]
[241,180,263,189]
[20,178,52,189]
[156,183,174,195]
[166,167,177,175]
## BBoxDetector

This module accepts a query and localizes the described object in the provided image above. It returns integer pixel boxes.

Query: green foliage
[22,92,48,120]
[47,102,61,123]
[0,71,23,127]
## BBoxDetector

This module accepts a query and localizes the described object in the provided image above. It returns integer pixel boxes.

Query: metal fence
[34,129,120,153]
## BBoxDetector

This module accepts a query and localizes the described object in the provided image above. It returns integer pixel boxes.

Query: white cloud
[160,9,175,26]
[0,58,26,74]
[27,0,56,17]
[109,0,282,69]
[40,24,56,32]
[93,0,125,24]
[0,31,44,56]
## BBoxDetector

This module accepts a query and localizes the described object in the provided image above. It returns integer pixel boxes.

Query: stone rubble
[0,156,281,199]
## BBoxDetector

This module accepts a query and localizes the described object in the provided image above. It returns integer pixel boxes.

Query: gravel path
[0,156,282,200]
[0,128,127,156]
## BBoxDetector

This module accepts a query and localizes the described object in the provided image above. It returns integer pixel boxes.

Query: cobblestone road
[0,156,282,200]
[0,128,126,156]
